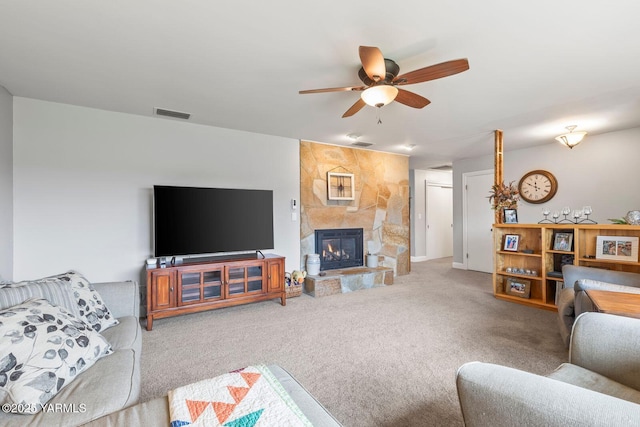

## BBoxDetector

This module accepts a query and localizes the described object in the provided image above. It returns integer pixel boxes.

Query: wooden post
[494,130,504,224]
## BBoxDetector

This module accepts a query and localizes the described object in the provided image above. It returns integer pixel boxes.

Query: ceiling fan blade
[394,58,469,85]
[342,98,366,118]
[359,46,386,82]
[395,89,431,109]
[299,86,365,94]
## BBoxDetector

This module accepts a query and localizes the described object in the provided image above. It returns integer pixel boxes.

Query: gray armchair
[556,265,640,347]
[456,312,640,426]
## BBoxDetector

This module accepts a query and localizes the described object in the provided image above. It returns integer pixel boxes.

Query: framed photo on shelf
[553,232,574,252]
[596,236,639,262]
[503,208,518,224]
[327,172,355,200]
[503,234,520,252]
[505,277,531,298]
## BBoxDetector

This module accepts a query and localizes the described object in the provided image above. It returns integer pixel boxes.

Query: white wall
[410,169,452,259]
[0,86,13,280]
[452,127,640,264]
[13,97,300,285]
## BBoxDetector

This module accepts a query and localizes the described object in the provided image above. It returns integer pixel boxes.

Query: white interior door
[464,170,494,273]
[426,184,453,260]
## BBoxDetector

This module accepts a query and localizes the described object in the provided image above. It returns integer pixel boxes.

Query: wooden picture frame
[503,234,520,252]
[553,232,573,252]
[503,208,518,224]
[596,236,639,262]
[505,277,531,298]
[327,172,355,200]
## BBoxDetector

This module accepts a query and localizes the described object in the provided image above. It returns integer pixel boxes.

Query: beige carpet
[140,258,567,426]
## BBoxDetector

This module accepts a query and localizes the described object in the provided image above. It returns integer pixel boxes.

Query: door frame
[426,182,453,261]
[462,169,494,270]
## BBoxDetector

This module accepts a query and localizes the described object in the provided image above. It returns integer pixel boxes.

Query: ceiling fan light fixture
[361,85,398,108]
[555,125,587,149]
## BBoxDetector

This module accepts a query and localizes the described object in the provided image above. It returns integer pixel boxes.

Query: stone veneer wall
[300,141,410,276]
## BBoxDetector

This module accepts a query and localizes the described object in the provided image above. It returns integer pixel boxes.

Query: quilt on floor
[168,365,313,427]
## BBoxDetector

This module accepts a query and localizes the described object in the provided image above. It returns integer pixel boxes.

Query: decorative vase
[306,254,320,276]
[366,254,379,268]
[625,210,640,225]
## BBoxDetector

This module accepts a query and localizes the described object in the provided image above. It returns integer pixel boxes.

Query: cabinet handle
[170,287,174,292]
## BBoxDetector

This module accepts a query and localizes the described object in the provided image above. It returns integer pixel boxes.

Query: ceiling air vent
[154,108,191,120]
[351,141,374,147]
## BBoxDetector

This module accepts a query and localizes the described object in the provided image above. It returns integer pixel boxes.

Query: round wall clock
[518,170,558,204]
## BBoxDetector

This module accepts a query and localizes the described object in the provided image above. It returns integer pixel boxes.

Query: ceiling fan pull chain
[377,108,382,124]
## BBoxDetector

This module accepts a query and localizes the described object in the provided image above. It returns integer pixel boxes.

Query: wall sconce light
[555,125,587,149]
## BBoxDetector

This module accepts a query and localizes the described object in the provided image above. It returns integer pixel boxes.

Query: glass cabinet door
[226,264,264,297]
[179,272,201,304]
[178,268,224,305]
[227,267,246,295]
[247,265,263,292]
[203,270,223,300]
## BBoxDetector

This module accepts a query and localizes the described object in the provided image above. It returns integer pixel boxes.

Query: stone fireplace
[300,140,410,277]
[315,228,364,271]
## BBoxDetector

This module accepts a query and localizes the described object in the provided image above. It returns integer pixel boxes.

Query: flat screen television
[153,185,274,258]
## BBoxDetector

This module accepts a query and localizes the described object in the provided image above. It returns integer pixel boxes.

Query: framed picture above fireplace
[327,172,355,200]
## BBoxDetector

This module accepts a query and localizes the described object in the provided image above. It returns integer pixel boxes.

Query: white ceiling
[1,0,639,169]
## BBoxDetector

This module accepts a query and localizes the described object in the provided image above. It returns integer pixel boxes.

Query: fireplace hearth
[315,228,364,271]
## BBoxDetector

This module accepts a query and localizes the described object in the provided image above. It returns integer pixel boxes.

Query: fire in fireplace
[315,228,364,271]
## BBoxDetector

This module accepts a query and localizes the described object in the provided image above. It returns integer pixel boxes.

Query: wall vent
[154,108,191,120]
[351,141,374,147]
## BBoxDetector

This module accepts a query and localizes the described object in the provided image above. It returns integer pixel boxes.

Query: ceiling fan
[299,46,469,118]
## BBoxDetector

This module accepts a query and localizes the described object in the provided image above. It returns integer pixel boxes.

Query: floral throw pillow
[11,271,118,332]
[0,298,113,413]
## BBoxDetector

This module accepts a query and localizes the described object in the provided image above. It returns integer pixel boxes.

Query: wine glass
[582,205,596,223]
[539,207,552,224]
[572,209,583,223]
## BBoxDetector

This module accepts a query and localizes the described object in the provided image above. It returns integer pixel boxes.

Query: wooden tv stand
[145,253,285,330]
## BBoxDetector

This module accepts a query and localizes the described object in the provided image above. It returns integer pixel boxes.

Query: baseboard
[452,262,466,270]
[411,256,428,262]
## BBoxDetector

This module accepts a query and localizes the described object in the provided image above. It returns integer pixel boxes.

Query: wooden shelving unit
[493,224,640,311]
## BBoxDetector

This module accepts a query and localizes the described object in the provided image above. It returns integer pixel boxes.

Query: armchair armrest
[556,287,576,347]
[575,278,640,294]
[456,361,640,427]
[92,280,140,319]
[570,312,640,390]
[562,265,640,290]
[574,279,640,315]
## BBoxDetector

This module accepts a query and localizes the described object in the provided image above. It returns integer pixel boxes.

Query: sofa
[557,265,640,347]
[0,279,141,427]
[85,364,343,426]
[456,312,640,426]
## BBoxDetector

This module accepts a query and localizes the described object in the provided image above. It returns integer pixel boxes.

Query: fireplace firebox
[315,228,364,271]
